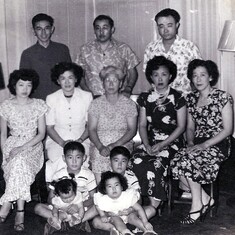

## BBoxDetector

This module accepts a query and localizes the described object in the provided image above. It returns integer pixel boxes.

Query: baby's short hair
[63,141,85,155]
[54,178,77,196]
[110,146,131,160]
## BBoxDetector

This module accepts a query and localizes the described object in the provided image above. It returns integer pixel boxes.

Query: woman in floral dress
[131,56,186,211]
[88,66,138,184]
[171,59,233,225]
[0,69,48,231]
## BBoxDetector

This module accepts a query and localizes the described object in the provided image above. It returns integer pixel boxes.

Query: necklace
[64,94,73,98]
[154,87,170,106]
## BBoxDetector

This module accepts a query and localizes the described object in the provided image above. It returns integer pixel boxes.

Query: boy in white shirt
[34,141,97,233]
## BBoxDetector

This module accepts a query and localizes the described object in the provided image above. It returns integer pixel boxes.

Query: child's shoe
[132,227,143,233]
[122,228,134,235]
[43,223,57,235]
[110,227,120,235]
[47,217,61,230]
[68,214,81,227]
[143,230,158,235]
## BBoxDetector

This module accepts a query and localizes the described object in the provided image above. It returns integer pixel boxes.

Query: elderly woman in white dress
[45,62,93,182]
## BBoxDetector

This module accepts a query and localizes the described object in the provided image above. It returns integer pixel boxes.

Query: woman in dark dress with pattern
[131,56,186,212]
[171,59,233,225]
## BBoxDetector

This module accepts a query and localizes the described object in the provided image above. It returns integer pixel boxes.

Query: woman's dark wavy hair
[98,171,128,195]
[145,56,177,85]
[54,178,77,196]
[7,69,39,95]
[51,62,84,86]
[187,59,219,86]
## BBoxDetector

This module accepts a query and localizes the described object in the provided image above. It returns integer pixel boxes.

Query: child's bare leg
[92,216,114,231]
[82,205,98,222]
[128,213,156,234]
[34,203,52,219]
[111,216,133,234]
[128,213,147,232]
[143,205,156,219]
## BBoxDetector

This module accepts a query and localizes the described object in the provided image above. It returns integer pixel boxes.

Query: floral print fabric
[88,95,138,173]
[171,89,233,184]
[0,98,48,203]
[130,88,185,200]
[143,35,202,94]
[77,38,140,96]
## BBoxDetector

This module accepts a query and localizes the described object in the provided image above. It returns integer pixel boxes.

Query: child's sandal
[47,217,61,230]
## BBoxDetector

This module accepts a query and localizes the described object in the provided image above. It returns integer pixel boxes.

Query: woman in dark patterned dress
[171,59,233,225]
[131,56,186,212]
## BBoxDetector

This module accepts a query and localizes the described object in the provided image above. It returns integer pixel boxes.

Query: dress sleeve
[175,94,186,110]
[125,99,138,118]
[137,93,147,108]
[220,91,233,109]
[36,99,49,118]
[0,100,10,120]
[88,100,100,118]
[46,95,56,125]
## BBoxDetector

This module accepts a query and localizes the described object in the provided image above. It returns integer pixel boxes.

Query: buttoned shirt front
[143,35,202,94]
[77,38,140,96]
[45,88,93,158]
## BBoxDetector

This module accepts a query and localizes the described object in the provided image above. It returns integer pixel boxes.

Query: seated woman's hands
[9,146,27,157]
[186,142,208,155]
[145,142,164,156]
[99,145,110,157]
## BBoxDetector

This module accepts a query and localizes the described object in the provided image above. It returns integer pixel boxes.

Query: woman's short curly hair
[187,59,219,86]
[145,56,177,85]
[98,171,128,195]
[51,62,84,86]
[7,69,39,95]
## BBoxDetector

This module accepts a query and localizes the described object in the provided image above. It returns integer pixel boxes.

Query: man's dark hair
[155,8,181,23]
[32,13,54,28]
[93,15,114,28]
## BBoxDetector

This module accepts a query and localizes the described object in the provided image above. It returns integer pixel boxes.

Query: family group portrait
[0,0,235,234]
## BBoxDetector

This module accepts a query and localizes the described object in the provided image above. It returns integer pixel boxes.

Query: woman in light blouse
[45,62,93,182]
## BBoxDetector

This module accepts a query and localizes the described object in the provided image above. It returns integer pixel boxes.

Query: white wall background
[0,0,234,103]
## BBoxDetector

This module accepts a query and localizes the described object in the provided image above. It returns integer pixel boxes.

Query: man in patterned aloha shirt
[76,15,140,98]
[143,8,202,94]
